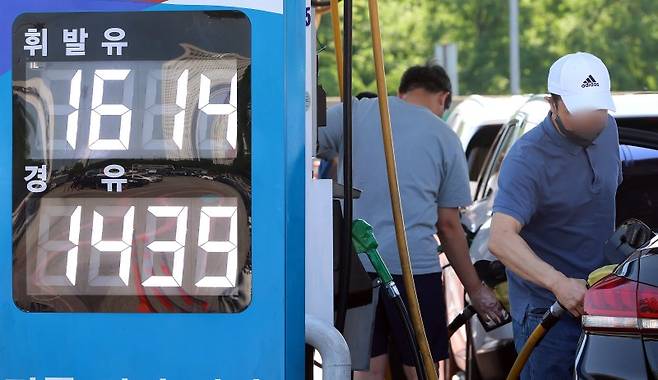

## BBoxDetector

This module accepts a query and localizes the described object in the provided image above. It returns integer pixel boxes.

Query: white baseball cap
[547,52,616,113]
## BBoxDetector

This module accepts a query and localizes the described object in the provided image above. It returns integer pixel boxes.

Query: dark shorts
[370,272,450,366]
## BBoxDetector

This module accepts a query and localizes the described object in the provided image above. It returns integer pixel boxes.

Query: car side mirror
[603,218,654,264]
[621,219,653,248]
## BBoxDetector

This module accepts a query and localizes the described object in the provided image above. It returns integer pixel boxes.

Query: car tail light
[583,275,640,333]
[638,283,658,331]
[583,274,658,333]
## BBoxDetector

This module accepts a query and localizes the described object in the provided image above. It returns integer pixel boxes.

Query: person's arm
[488,213,587,316]
[437,208,505,322]
[437,207,482,292]
[490,152,587,316]
[436,133,505,322]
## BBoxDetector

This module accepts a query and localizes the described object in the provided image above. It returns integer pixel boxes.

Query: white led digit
[142,206,188,287]
[44,69,81,150]
[197,62,238,154]
[89,69,134,150]
[143,69,188,150]
[194,205,239,288]
[67,69,82,149]
[174,70,188,149]
[35,206,81,286]
[88,206,134,286]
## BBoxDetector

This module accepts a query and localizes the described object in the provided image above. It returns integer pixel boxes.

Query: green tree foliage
[317,0,658,96]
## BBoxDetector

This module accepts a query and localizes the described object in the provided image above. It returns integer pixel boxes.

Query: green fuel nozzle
[353,221,425,378]
[351,219,394,286]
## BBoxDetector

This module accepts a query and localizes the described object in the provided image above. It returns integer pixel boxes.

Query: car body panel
[575,333,649,379]
[643,338,658,379]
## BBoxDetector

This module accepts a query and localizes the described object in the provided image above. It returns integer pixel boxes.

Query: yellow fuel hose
[506,302,566,380]
[506,265,617,379]
[366,0,437,378]
[506,324,547,379]
[330,0,344,100]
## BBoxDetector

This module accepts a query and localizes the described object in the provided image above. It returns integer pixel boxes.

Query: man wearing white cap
[488,52,621,378]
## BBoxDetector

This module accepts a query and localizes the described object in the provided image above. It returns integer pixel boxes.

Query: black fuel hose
[388,284,427,380]
[447,304,476,337]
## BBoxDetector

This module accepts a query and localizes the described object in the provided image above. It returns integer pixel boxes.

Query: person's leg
[402,362,419,380]
[388,273,450,379]
[512,313,534,380]
[354,354,389,380]
[527,313,581,379]
[436,360,447,380]
[514,306,582,380]
[401,360,446,380]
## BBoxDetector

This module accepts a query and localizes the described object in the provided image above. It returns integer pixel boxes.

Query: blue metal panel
[282,0,307,378]
[0,0,305,378]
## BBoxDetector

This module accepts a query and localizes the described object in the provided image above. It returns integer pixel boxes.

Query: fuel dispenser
[2,1,308,378]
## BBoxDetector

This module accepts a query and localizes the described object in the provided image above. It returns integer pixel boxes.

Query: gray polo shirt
[493,113,622,321]
[318,96,472,275]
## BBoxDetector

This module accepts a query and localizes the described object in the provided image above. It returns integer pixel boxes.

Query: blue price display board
[0,0,305,378]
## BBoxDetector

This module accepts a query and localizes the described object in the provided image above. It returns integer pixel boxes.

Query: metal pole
[367,0,437,378]
[330,0,344,100]
[509,0,520,94]
[335,0,352,334]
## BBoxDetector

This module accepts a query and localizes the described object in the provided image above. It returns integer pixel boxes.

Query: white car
[444,92,658,379]
[446,95,529,185]
[130,174,158,183]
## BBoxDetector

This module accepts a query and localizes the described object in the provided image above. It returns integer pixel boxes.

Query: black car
[575,238,658,379]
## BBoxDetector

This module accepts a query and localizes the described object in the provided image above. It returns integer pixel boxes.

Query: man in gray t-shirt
[319,64,505,378]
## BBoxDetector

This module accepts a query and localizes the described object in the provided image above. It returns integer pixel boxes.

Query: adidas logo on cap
[581,74,600,88]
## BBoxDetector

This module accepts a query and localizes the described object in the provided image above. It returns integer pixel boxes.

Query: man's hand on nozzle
[468,283,508,324]
[550,274,587,317]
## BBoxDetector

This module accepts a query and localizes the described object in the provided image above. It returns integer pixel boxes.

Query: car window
[473,120,514,201]
[474,113,527,201]
[466,123,504,181]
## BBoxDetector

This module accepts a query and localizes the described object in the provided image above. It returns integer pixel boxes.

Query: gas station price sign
[2,1,304,377]
[12,11,253,313]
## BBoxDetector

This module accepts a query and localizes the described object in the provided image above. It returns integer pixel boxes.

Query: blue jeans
[512,306,582,380]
